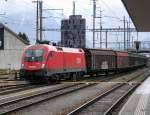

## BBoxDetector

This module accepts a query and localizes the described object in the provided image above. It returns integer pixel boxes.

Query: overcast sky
[0,0,149,48]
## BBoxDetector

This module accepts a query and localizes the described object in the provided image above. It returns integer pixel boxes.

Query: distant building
[0,23,29,70]
[61,15,86,48]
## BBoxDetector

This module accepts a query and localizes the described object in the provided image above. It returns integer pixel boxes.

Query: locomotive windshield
[25,49,43,62]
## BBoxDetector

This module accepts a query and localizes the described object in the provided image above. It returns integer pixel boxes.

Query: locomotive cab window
[25,50,32,57]
[34,49,43,57]
[25,49,43,62]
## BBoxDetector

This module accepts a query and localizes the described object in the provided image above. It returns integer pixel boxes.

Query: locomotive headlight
[21,64,24,69]
[41,64,45,69]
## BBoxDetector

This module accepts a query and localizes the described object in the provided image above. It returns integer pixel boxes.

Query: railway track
[0,68,148,115]
[67,69,149,115]
[63,68,147,84]
[0,83,97,114]
[0,84,29,90]
[0,84,49,96]
[0,70,134,96]
[0,73,120,96]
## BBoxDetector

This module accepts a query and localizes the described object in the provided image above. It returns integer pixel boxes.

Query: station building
[61,15,86,48]
[0,23,29,70]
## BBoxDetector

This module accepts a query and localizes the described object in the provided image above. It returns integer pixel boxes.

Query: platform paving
[119,75,150,115]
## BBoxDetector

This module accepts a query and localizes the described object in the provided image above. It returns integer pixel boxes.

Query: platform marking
[134,94,149,115]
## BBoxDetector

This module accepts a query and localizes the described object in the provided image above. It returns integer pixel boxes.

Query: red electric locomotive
[20,44,86,82]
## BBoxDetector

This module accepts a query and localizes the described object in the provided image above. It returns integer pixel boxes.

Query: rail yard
[0,67,149,115]
[0,0,150,115]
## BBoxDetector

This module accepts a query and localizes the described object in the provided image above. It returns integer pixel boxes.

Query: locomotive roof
[46,45,84,53]
[26,44,84,53]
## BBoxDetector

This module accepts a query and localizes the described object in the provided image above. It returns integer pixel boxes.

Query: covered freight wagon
[83,48,116,74]
[128,53,147,68]
[116,51,130,70]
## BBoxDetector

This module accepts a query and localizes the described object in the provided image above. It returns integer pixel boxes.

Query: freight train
[20,44,148,83]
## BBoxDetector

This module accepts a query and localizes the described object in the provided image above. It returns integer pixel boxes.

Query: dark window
[80,20,84,24]
[82,30,85,34]
[72,20,75,24]
[64,31,68,35]
[74,25,77,29]
[48,51,53,59]
[0,27,4,50]
[69,20,71,24]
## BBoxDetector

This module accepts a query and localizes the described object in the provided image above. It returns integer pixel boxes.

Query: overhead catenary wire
[1,0,142,48]
[3,0,62,42]
[99,0,120,19]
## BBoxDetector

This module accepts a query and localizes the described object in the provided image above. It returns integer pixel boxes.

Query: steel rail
[0,83,96,114]
[67,70,149,115]
[103,73,148,115]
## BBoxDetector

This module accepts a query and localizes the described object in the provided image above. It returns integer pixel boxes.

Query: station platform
[119,76,150,115]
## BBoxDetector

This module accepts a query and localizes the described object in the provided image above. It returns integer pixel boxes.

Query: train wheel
[105,70,109,76]
[55,75,60,83]
[77,72,83,80]
[44,77,52,84]
[90,73,94,77]
[72,73,77,82]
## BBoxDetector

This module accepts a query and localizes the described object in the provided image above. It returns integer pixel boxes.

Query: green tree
[18,32,30,43]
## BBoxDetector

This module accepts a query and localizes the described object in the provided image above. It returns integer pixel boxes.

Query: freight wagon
[83,48,116,75]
